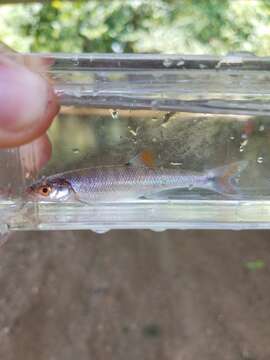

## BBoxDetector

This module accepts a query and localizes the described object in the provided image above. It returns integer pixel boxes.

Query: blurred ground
[0,230,269,360]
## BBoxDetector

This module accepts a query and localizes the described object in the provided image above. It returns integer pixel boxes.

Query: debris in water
[110,109,119,119]
[163,58,173,67]
[161,112,175,127]
[239,139,248,152]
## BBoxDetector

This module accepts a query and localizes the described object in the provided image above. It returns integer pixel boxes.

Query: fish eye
[38,185,51,196]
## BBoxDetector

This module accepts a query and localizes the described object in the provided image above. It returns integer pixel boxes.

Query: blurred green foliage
[0,0,270,54]
[245,259,265,271]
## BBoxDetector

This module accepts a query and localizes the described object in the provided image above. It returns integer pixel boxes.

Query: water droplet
[241,133,248,139]
[176,60,185,67]
[152,117,158,122]
[25,171,31,179]
[170,162,182,166]
[92,228,110,234]
[188,184,194,191]
[151,228,166,232]
[72,148,80,154]
[216,55,243,69]
[112,42,123,53]
[110,109,119,119]
[230,135,235,140]
[259,125,265,132]
[163,58,173,67]
[257,156,264,164]
[72,55,79,66]
[152,137,157,143]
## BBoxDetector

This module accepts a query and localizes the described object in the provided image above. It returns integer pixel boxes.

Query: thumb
[0,54,59,148]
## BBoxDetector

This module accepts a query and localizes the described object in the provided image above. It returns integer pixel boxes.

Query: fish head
[27,177,75,201]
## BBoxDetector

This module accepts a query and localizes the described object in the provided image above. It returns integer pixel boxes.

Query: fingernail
[0,59,49,131]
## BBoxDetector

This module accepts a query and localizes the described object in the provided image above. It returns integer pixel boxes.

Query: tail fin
[206,160,248,195]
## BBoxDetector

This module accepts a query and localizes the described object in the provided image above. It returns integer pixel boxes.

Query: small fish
[26,152,248,203]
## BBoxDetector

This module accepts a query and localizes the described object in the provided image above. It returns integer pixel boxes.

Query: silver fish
[26,157,248,203]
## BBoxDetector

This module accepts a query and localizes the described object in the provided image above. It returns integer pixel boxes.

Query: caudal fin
[207,160,248,195]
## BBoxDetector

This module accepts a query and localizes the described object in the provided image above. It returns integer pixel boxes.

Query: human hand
[0,43,59,172]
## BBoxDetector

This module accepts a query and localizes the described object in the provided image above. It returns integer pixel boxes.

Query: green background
[1,0,270,55]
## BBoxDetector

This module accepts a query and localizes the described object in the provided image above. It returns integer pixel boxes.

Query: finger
[0,55,59,148]
[0,42,55,74]
[20,134,52,176]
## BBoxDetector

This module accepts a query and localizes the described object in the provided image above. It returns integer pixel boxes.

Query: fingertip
[0,56,60,148]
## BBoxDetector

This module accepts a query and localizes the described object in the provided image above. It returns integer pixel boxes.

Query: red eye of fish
[38,186,51,196]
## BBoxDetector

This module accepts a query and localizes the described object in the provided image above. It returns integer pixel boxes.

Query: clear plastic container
[2,52,270,232]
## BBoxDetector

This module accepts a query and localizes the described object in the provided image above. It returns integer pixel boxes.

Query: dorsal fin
[126,150,155,168]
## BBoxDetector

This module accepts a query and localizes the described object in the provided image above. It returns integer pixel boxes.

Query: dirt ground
[0,230,269,360]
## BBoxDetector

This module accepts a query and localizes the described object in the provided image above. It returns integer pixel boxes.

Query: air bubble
[72,148,80,154]
[170,162,182,166]
[257,156,264,164]
[230,135,235,140]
